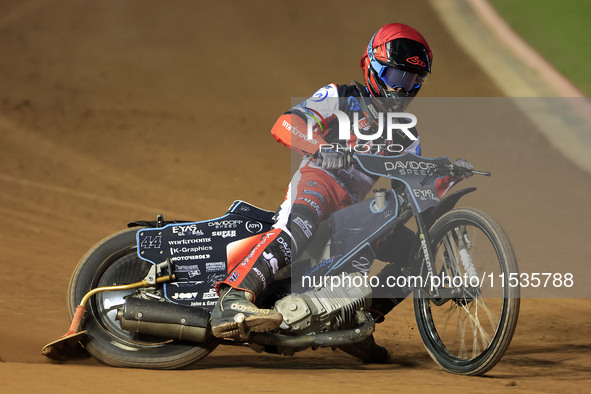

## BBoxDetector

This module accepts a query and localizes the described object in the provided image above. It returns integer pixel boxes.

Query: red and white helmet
[361,23,432,109]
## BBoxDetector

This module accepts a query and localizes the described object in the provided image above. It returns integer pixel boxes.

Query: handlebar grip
[448,165,491,177]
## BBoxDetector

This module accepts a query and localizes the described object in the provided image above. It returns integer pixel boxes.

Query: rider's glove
[316,147,351,170]
[450,158,474,181]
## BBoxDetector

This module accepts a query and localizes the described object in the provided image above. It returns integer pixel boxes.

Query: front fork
[414,214,480,304]
[414,213,440,298]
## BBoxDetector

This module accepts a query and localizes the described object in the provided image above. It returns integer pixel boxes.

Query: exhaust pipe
[116,298,211,343]
[249,318,375,349]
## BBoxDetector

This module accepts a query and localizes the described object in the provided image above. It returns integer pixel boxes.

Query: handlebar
[448,164,491,177]
[315,150,491,177]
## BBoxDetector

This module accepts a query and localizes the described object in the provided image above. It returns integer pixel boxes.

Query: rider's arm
[270,112,328,155]
[271,84,340,155]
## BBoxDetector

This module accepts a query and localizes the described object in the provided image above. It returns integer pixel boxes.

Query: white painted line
[469,0,585,98]
[429,0,591,174]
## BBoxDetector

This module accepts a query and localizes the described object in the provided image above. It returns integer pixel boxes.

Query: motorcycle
[42,152,520,376]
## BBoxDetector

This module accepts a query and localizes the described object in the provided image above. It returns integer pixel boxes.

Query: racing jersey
[271,82,421,157]
[270,82,422,203]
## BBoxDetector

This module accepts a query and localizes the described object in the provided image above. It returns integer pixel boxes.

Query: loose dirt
[1,1,589,392]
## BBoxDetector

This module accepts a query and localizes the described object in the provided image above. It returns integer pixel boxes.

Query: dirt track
[1,1,590,392]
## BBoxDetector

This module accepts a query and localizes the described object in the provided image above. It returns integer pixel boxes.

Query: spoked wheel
[414,208,520,375]
[67,227,218,369]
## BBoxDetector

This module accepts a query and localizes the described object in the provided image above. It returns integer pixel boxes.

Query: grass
[490,0,591,96]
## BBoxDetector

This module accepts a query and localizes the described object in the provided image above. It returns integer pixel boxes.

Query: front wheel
[67,227,219,369]
[414,208,520,375]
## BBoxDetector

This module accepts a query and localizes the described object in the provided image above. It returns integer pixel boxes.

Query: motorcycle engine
[274,272,372,335]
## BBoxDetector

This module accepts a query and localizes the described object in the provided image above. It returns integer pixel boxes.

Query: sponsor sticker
[206,261,226,272]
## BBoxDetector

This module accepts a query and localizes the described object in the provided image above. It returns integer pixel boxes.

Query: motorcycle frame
[310,153,476,299]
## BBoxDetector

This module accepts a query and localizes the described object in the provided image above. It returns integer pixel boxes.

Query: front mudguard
[422,187,476,230]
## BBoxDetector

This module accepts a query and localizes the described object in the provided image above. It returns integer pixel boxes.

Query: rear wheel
[68,227,218,369]
[414,208,519,375]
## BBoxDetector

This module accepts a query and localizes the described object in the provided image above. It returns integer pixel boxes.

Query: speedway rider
[210,23,473,362]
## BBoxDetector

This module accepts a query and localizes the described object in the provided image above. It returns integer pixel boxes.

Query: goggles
[380,67,423,92]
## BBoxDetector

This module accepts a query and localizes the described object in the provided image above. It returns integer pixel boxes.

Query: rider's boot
[338,309,391,363]
[210,284,283,340]
[210,229,291,340]
[338,334,391,363]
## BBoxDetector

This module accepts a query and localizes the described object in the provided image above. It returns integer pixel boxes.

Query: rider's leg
[211,196,329,338]
[211,166,347,339]
[211,228,291,339]
[210,204,323,340]
[338,335,391,363]
[211,165,357,340]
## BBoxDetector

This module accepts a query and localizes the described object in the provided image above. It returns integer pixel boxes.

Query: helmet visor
[381,67,423,92]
